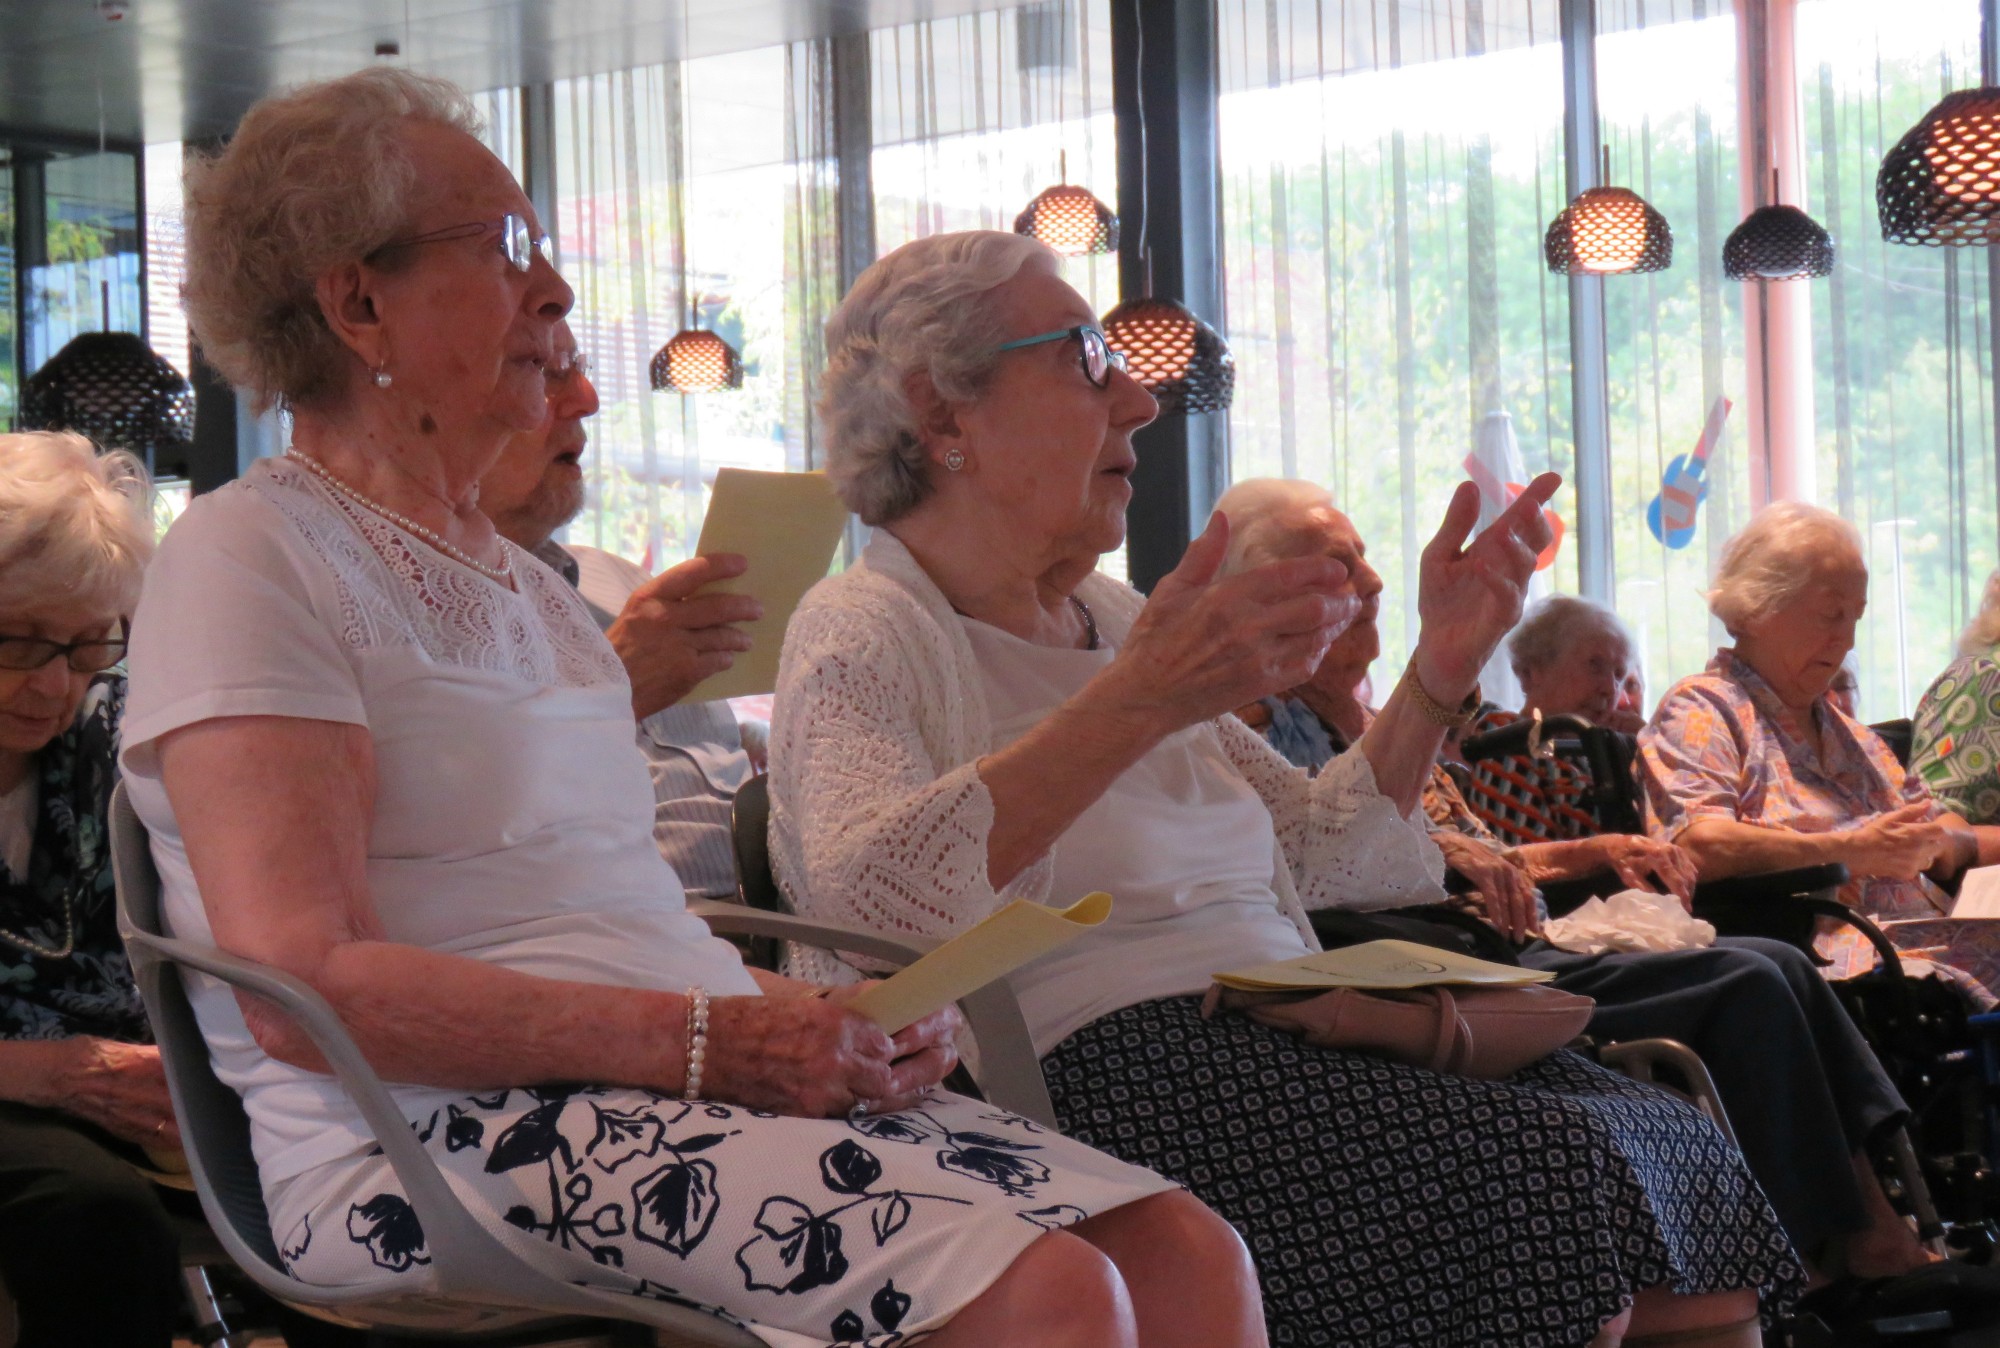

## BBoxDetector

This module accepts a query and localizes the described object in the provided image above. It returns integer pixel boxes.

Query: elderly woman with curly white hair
[121,68,1262,1348]
[0,432,185,1345]
[769,229,1805,1347]
[1640,502,2000,999]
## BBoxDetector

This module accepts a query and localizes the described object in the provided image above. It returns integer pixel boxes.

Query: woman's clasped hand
[706,991,961,1118]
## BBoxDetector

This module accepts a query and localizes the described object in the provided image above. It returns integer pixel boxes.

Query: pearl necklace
[0,895,76,962]
[286,450,514,584]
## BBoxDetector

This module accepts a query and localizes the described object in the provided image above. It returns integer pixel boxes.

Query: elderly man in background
[477,321,761,898]
[1216,476,1930,1279]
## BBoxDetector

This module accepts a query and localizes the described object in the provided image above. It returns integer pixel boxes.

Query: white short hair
[1707,501,1864,636]
[0,431,154,620]
[183,68,483,411]
[1962,570,2000,656]
[819,231,1056,526]
[1507,595,1631,682]
[1213,477,1337,575]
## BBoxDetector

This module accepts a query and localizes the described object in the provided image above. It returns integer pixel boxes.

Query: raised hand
[703,995,961,1117]
[1413,473,1562,703]
[605,553,764,720]
[1109,513,1360,737]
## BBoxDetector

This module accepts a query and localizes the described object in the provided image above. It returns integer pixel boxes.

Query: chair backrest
[1870,718,1916,768]
[109,784,290,1283]
[731,773,787,913]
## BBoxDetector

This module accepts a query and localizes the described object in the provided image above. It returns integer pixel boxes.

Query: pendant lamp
[1878,87,2000,245]
[650,26,744,393]
[1016,154,1119,256]
[1101,258,1235,417]
[1545,147,1674,275]
[21,330,195,470]
[1724,170,1834,280]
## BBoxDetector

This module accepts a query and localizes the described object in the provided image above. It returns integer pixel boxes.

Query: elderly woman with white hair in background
[1641,502,2000,1000]
[123,69,1261,1348]
[1218,476,1926,1280]
[1912,571,2000,823]
[771,229,1805,1347]
[0,432,185,1346]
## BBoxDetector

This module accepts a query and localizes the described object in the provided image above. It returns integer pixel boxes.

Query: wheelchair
[1449,712,2000,1265]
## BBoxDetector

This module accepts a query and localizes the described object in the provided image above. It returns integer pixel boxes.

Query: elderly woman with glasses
[121,69,1261,1348]
[769,229,1802,1347]
[0,431,185,1346]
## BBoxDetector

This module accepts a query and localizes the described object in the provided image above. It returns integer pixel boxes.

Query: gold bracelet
[1400,658,1481,730]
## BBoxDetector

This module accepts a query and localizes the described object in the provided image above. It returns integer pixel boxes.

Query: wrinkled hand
[1438,833,1539,942]
[1845,802,1953,881]
[605,553,763,720]
[703,994,961,1118]
[58,1038,180,1149]
[1412,473,1562,703]
[1107,513,1358,737]
[1579,834,1698,908]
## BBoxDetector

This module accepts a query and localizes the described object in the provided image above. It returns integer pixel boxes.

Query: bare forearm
[0,1038,76,1108]
[1678,818,1846,879]
[978,688,1165,889]
[1517,839,1603,885]
[1355,690,1448,818]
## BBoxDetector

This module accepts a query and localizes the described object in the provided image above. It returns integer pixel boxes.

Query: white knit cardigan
[767,531,1446,984]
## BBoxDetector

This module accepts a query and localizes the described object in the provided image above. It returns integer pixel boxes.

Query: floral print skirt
[266,1085,1174,1348]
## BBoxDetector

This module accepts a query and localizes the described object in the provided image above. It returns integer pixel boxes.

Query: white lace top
[121,458,758,1186]
[767,531,1447,1040]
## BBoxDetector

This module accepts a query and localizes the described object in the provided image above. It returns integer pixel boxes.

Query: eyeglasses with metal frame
[992,325,1129,388]
[370,213,556,274]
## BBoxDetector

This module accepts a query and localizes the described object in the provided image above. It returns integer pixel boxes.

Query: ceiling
[3,0,1008,147]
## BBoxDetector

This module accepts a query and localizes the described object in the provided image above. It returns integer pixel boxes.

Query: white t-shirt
[959,618,1311,1054]
[120,459,758,1186]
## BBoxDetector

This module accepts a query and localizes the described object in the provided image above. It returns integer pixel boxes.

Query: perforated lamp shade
[1100,296,1235,416]
[650,329,743,393]
[1878,88,2000,245]
[20,331,195,467]
[1723,203,1835,280]
[1014,184,1120,256]
[1544,186,1674,275]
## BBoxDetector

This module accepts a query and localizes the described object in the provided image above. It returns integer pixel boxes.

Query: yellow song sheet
[849,892,1114,1034]
[686,468,850,702]
[1213,939,1554,993]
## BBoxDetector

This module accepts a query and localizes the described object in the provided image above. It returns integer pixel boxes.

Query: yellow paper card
[849,892,1114,1034]
[1213,939,1553,993]
[687,468,850,702]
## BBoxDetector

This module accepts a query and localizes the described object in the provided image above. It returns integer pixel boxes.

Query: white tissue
[1541,889,1716,955]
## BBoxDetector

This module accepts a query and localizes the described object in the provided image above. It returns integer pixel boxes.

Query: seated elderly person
[771,229,1803,1347]
[478,318,759,898]
[125,69,1263,1348]
[0,432,184,1345]
[1913,569,2000,823]
[1219,476,1926,1279]
[1641,502,2000,1002]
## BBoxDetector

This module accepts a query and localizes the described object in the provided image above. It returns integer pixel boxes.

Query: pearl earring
[373,366,393,389]
[943,448,966,472]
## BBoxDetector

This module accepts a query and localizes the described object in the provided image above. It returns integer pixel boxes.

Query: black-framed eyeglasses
[0,634,128,674]
[370,213,556,273]
[992,325,1129,388]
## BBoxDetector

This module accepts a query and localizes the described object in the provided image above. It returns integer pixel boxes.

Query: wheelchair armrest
[686,902,1059,1128]
[1691,862,1850,907]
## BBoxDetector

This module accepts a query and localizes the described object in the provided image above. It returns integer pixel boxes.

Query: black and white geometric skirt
[1042,996,1806,1348]
[266,1085,1175,1348]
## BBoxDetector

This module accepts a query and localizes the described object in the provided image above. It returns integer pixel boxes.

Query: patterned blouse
[1912,649,2000,824]
[1462,706,1604,846]
[1259,695,1494,841]
[0,675,147,1043]
[1638,650,2000,997]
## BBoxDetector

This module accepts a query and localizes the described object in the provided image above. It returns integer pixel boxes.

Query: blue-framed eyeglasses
[370,213,555,274]
[993,325,1128,388]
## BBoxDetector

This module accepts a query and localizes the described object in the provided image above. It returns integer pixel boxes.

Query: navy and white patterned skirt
[1042,996,1805,1348]
[266,1085,1175,1348]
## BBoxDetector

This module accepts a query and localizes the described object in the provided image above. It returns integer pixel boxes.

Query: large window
[1220,0,1569,684]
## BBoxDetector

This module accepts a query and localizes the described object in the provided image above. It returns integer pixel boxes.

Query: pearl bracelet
[682,986,710,1101]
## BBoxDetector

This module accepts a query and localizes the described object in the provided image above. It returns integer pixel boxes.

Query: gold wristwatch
[1399,658,1481,729]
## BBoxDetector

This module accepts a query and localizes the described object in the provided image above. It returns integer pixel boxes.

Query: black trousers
[1522,936,1908,1259]
[0,1100,183,1348]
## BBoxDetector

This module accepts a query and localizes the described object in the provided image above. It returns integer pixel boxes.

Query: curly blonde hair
[1706,501,1864,636]
[0,431,154,620]
[819,231,1055,525]
[182,68,482,411]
